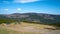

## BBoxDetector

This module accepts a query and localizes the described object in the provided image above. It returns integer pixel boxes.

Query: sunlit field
[0,27,42,34]
[0,22,56,34]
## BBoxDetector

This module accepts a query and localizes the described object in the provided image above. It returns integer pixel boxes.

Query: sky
[0,0,60,15]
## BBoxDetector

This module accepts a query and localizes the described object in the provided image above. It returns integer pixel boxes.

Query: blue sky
[0,0,60,15]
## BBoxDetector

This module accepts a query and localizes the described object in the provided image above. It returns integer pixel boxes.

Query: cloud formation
[4,9,9,11]
[16,8,21,11]
[14,0,39,3]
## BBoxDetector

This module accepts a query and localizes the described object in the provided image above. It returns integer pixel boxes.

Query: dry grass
[0,22,56,30]
[0,22,56,34]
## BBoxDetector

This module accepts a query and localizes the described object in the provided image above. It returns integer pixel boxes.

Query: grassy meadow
[0,22,57,34]
[0,27,42,34]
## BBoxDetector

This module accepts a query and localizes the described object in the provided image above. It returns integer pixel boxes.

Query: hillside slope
[0,13,60,26]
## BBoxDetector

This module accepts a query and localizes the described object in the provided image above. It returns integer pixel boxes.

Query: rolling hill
[0,13,60,26]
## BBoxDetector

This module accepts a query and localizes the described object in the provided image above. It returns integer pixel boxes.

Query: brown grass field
[0,22,56,34]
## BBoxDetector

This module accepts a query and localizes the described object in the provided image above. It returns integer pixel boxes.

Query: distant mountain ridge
[0,13,60,24]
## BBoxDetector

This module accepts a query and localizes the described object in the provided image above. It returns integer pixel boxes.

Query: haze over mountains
[0,13,60,25]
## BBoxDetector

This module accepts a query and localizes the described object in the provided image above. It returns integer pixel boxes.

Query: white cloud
[4,9,9,11]
[3,8,21,11]
[14,0,39,3]
[16,8,21,11]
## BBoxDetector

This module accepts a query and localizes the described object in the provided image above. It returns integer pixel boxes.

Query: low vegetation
[0,22,48,34]
[0,19,60,27]
[0,27,43,34]
[0,27,20,34]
